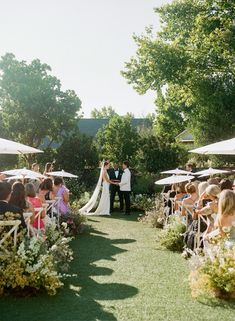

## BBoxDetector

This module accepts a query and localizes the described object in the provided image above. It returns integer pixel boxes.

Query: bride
[79,161,115,215]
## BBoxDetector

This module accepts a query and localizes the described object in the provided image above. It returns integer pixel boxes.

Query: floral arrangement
[0,215,74,296]
[159,216,186,252]
[131,194,156,212]
[0,236,63,296]
[138,195,165,228]
[60,201,88,236]
[0,212,25,252]
[189,239,235,299]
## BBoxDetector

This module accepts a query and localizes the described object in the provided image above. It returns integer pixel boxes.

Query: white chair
[23,212,34,237]
[34,207,45,236]
[45,197,61,225]
[195,214,210,249]
[0,220,21,253]
[181,204,194,228]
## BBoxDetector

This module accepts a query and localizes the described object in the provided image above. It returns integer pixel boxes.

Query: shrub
[60,201,88,236]
[159,216,186,252]
[0,237,63,296]
[139,195,165,228]
[132,173,156,195]
[131,194,156,212]
[189,241,235,299]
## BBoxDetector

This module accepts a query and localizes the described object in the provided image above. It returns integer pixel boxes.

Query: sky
[0,0,172,117]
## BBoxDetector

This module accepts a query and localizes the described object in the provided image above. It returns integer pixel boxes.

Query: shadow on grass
[0,227,138,321]
[197,296,235,310]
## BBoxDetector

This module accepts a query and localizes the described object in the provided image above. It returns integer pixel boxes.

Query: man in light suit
[118,160,131,215]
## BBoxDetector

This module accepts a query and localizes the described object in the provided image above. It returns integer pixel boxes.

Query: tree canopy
[0,53,82,150]
[122,0,235,144]
[90,106,117,119]
[95,114,139,163]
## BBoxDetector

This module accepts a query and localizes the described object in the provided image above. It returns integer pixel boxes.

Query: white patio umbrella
[189,137,235,155]
[47,170,78,178]
[155,175,194,185]
[0,138,43,154]
[195,167,230,177]
[2,168,45,179]
[5,175,42,181]
[161,168,194,175]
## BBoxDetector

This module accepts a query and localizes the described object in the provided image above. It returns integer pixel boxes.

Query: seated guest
[207,177,219,186]
[38,178,55,203]
[193,184,220,233]
[219,179,233,191]
[25,183,45,231]
[9,182,35,224]
[216,189,235,240]
[53,177,70,216]
[0,182,26,228]
[28,162,41,193]
[181,183,198,217]
[43,162,53,177]
[174,182,187,211]
[197,181,210,209]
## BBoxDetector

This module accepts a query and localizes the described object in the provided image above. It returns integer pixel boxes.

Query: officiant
[109,163,124,213]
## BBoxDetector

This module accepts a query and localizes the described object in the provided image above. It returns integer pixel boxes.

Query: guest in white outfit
[118,161,131,215]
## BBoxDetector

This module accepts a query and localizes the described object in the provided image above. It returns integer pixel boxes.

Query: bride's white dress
[79,163,110,215]
[94,175,110,215]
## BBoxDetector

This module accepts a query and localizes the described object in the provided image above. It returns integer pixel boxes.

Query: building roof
[176,129,194,143]
[78,118,152,137]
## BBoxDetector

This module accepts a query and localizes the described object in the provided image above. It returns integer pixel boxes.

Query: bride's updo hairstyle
[218,189,235,217]
[104,161,109,168]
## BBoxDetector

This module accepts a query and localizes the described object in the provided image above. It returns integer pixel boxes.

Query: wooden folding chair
[0,220,21,253]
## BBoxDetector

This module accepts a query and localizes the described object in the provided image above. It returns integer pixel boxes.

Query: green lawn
[0,212,235,321]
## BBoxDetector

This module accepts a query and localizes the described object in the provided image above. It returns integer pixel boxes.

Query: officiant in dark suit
[109,163,124,212]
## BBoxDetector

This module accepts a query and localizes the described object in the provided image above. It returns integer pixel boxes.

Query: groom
[109,163,124,213]
[118,161,131,215]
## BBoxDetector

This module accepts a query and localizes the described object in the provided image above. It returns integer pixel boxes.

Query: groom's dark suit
[109,168,124,212]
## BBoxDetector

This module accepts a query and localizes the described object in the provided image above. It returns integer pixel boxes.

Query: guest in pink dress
[25,183,45,230]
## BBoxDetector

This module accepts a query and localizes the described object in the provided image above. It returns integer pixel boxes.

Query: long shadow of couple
[61,227,138,321]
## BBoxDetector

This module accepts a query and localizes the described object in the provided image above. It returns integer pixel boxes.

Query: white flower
[51,244,58,251]
[222,226,231,233]
[61,222,68,229]
[228,268,235,274]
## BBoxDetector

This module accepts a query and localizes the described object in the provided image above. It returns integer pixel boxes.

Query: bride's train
[79,162,110,215]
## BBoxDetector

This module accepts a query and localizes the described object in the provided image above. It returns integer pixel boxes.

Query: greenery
[0,236,64,296]
[131,194,155,212]
[122,0,235,146]
[0,53,82,164]
[190,241,235,299]
[159,216,186,252]
[1,213,235,321]
[95,114,140,163]
[90,106,117,118]
[60,202,88,236]
[139,195,165,228]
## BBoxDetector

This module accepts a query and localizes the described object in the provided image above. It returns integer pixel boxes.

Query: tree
[0,53,82,162]
[56,130,99,197]
[137,128,188,173]
[122,0,235,145]
[90,106,117,119]
[95,114,139,163]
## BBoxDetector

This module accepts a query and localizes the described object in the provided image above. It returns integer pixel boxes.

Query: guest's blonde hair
[218,189,235,216]
[205,184,221,198]
[198,182,209,197]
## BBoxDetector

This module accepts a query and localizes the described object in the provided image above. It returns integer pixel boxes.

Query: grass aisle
[0,213,235,321]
